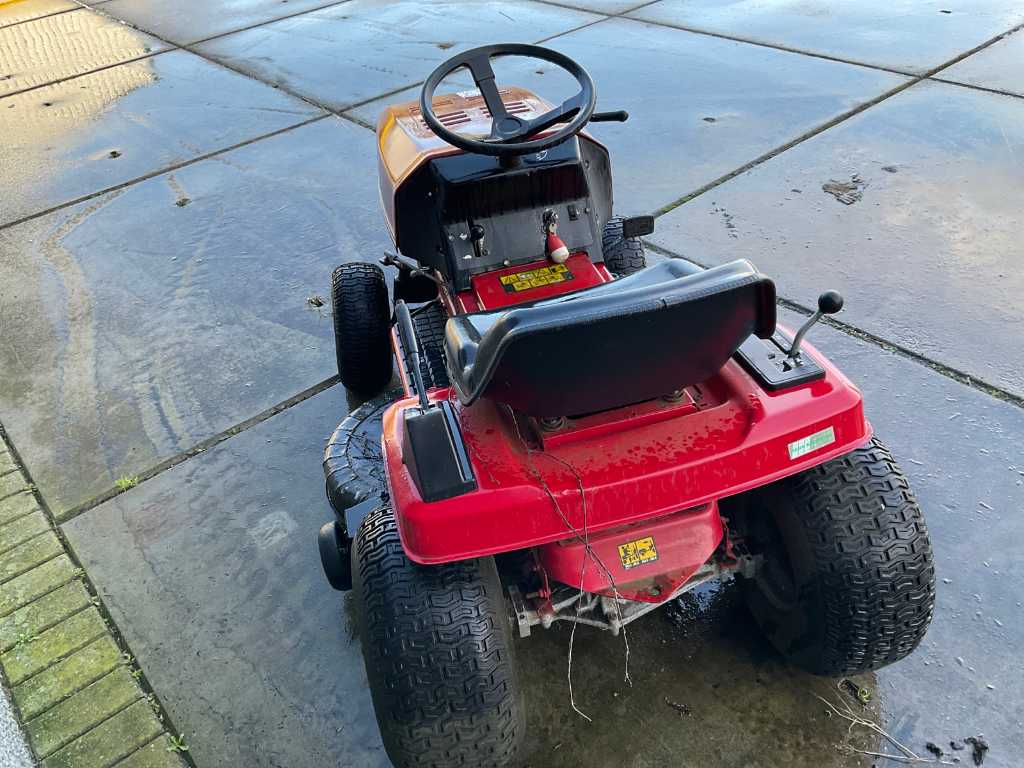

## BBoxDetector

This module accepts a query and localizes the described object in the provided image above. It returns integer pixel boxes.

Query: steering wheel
[420,43,596,157]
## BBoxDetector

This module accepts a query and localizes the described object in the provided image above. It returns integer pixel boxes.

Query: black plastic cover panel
[401,401,477,502]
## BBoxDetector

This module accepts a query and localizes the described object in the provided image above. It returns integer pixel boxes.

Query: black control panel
[393,136,613,291]
[442,200,595,282]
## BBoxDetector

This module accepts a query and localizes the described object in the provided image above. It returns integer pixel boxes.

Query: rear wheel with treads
[353,506,525,768]
[601,216,646,277]
[741,437,936,675]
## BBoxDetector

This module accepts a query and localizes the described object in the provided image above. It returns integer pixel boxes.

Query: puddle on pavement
[0,14,156,207]
[0,0,75,27]
[0,9,159,96]
[516,578,881,768]
[2,71,153,196]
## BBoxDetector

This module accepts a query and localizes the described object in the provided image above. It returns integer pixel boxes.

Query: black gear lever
[788,290,844,361]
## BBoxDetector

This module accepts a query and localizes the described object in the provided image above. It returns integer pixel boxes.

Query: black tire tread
[332,263,392,394]
[411,302,450,390]
[601,216,646,277]
[747,437,935,675]
[354,506,525,768]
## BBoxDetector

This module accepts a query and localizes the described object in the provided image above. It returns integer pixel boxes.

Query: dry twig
[508,408,632,721]
[815,693,954,765]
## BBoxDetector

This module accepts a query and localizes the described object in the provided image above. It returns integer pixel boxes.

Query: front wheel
[741,437,936,676]
[353,506,525,768]
[331,262,393,395]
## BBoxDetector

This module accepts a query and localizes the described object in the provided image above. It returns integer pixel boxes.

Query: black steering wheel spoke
[464,53,509,124]
[521,92,585,138]
[420,43,596,157]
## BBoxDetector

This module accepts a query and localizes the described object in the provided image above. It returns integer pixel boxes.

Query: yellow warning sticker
[617,536,659,570]
[499,263,573,293]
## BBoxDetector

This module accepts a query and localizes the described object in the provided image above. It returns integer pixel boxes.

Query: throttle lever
[788,290,844,361]
[590,110,629,122]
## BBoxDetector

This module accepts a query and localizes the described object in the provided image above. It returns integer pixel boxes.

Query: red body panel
[537,502,723,602]
[471,253,607,310]
[383,331,871,566]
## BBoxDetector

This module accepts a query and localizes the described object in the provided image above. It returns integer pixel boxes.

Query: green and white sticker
[787,426,836,460]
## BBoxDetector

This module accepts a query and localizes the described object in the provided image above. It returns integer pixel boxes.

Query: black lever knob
[818,290,844,315]
[590,110,629,123]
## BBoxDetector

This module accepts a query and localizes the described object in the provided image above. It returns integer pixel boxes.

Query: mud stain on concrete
[822,173,867,204]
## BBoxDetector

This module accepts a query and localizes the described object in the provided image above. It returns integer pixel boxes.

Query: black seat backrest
[444,259,776,417]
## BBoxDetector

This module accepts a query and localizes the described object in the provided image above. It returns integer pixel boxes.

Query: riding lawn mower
[317,43,936,768]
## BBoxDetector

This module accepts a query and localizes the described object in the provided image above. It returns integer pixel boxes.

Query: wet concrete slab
[64,384,387,768]
[98,0,347,45]
[801,305,1024,768]
[194,0,601,111]
[0,116,389,516]
[0,8,169,98]
[630,0,1024,74]
[0,49,324,226]
[649,79,1024,400]
[348,17,909,214]
[63,310,1024,767]
[0,0,77,29]
[938,29,1024,97]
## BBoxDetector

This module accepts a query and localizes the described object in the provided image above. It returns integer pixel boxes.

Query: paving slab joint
[643,240,1024,411]
[58,374,340,524]
[0,423,194,768]
[648,18,1024,221]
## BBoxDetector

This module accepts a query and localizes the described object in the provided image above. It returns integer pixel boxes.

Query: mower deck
[383,332,870,567]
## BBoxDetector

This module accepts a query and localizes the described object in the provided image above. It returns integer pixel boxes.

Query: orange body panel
[376,87,554,245]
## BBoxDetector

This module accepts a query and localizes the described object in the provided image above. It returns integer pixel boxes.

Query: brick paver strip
[0,511,52,556]
[0,469,29,500]
[0,491,39,527]
[0,531,63,585]
[0,580,92,653]
[40,699,164,768]
[27,668,143,759]
[114,737,187,768]
[0,449,17,475]
[0,437,183,768]
[13,634,122,719]
[0,554,76,617]
[3,607,107,685]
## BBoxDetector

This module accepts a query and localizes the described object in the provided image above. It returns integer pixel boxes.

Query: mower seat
[444,259,776,417]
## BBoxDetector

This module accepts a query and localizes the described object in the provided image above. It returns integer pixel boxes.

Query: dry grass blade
[814,693,955,765]
[507,407,631,720]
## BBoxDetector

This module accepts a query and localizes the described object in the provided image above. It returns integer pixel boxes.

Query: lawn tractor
[317,44,935,768]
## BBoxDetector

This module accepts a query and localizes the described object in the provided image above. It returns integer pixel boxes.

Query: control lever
[787,290,844,361]
[469,224,486,259]
[381,252,439,283]
[395,301,431,411]
[590,110,629,123]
